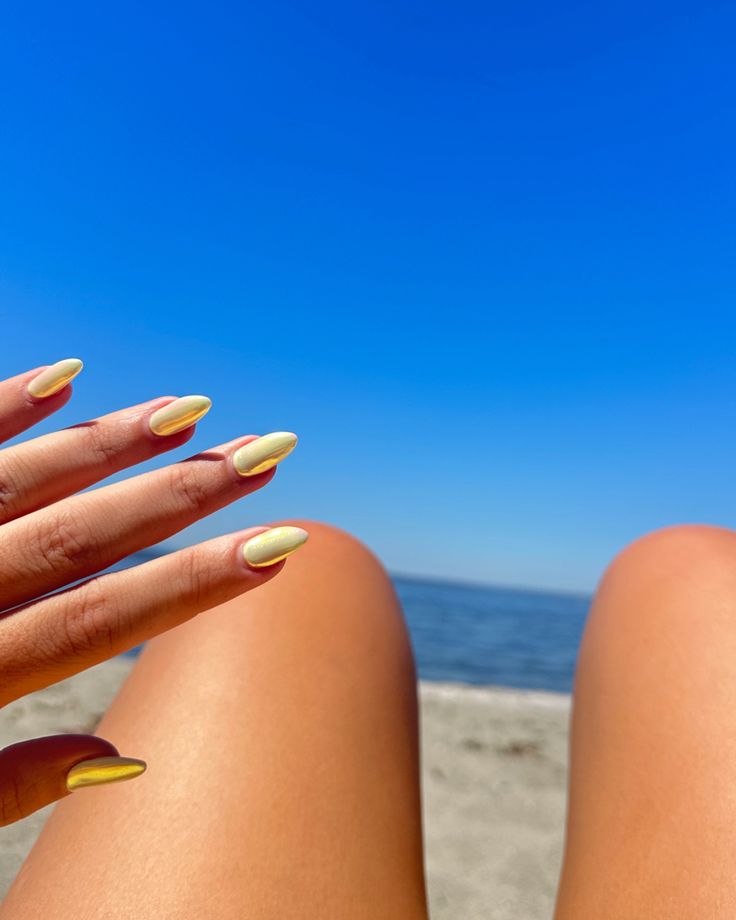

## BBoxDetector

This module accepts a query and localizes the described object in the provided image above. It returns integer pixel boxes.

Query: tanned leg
[555,525,736,919]
[1,521,428,920]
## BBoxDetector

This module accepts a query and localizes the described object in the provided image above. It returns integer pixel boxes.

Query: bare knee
[274,518,394,593]
[276,518,385,568]
[153,519,417,702]
[582,524,736,664]
[268,518,416,678]
[601,524,736,601]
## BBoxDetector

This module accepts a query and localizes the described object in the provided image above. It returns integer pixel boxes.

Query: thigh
[555,526,736,919]
[1,522,428,920]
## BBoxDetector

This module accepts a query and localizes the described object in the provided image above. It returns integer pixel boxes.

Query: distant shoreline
[392,570,592,602]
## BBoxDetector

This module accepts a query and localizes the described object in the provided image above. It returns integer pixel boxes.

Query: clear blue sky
[1,1,735,592]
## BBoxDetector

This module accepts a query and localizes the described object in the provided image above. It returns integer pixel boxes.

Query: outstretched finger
[0,395,211,524]
[0,524,309,704]
[0,734,146,827]
[0,360,83,444]
[0,432,298,610]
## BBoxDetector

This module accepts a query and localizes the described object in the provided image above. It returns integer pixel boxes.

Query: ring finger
[0,430,299,609]
[0,394,212,524]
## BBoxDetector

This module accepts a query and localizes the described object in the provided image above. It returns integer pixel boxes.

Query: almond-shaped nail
[66,756,147,791]
[243,526,309,568]
[27,358,84,398]
[149,395,212,436]
[233,432,298,477]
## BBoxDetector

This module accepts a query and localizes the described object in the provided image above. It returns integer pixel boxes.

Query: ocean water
[395,576,590,693]
[120,552,589,692]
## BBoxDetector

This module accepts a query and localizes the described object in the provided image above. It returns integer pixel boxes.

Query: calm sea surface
[395,576,590,692]
[120,551,590,692]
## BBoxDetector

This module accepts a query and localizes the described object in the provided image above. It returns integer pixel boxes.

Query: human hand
[0,359,306,824]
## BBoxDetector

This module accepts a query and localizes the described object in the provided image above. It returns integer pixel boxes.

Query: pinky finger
[0,734,145,827]
[0,525,309,704]
[0,359,83,444]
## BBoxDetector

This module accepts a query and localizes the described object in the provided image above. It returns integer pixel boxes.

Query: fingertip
[0,734,125,825]
[23,377,75,410]
[242,525,309,569]
[65,755,147,791]
[141,398,205,449]
[148,395,212,437]
[26,358,84,400]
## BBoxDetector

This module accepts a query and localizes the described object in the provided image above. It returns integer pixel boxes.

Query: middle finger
[0,431,298,609]
[0,395,212,525]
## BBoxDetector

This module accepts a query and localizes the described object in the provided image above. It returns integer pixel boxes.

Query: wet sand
[0,658,570,919]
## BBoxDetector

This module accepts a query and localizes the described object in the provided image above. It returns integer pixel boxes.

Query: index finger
[0,360,83,444]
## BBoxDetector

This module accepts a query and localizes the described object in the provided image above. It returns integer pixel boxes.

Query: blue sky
[1,1,735,592]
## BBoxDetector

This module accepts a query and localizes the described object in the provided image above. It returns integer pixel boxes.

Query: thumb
[0,734,146,826]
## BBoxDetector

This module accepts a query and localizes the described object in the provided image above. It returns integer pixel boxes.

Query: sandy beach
[0,658,570,919]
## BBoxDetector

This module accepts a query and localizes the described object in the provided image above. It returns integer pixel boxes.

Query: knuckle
[0,456,30,525]
[78,422,121,468]
[180,549,210,607]
[0,469,17,524]
[57,579,120,660]
[33,508,99,574]
[170,463,211,516]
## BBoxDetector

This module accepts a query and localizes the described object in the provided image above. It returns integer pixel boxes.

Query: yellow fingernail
[233,432,298,477]
[243,526,309,568]
[66,756,147,791]
[27,358,84,398]
[149,395,212,436]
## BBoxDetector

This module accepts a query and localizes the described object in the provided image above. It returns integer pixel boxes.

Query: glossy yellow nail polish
[243,526,309,568]
[149,395,212,436]
[65,756,147,791]
[27,358,84,398]
[233,432,298,477]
